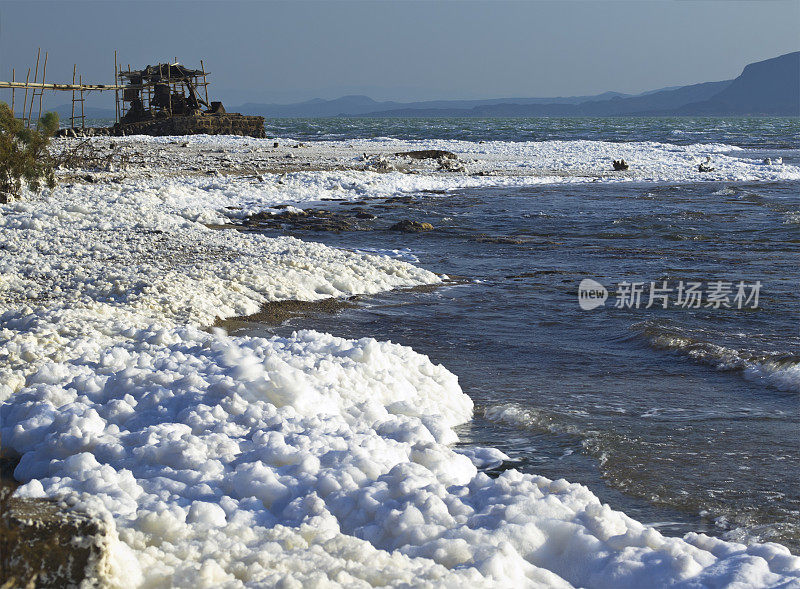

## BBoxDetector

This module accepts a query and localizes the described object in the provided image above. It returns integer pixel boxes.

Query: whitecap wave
[637,325,800,394]
[482,403,581,436]
[784,211,800,224]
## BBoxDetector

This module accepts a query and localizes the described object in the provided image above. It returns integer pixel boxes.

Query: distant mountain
[580,80,735,116]
[236,91,635,118]
[338,78,730,118]
[235,52,798,118]
[50,104,116,120]
[239,95,395,118]
[674,52,800,115]
[366,79,733,118]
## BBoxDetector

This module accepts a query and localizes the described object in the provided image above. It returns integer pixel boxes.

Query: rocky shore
[49,136,491,182]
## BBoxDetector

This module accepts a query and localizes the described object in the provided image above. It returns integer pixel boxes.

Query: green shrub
[0,102,58,203]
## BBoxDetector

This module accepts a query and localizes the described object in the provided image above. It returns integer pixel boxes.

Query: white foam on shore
[5,320,800,588]
[0,177,440,400]
[76,134,800,210]
[2,138,800,587]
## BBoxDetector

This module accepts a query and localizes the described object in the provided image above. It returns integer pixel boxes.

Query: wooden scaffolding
[116,59,212,123]
[0,47,122,130]
[0,50,218,131]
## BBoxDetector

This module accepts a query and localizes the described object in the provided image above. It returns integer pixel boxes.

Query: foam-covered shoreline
[55,132,800,184]
[2,135,799,587]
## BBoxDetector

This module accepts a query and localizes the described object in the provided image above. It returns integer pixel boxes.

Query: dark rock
[383,196,415,204]
[389,220,434,232]
[216,297,358,328]
[1,496,110,587]
[111,113,266,138]
[698,157,715,172]
[355,211,377,219]
[612,159,629,171]
[395,149,458,160]
[244,207,375,232]
[249,208,308,222]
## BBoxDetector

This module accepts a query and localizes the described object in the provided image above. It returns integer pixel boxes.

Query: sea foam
[2,137,799,587]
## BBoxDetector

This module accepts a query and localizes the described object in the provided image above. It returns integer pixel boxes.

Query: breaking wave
[635,323,800,393]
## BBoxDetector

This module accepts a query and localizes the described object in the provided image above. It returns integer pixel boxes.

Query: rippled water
[236,118,800,550]
[266,116,800,149]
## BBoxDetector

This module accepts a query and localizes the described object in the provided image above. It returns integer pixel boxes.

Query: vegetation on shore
[0,102,58,203]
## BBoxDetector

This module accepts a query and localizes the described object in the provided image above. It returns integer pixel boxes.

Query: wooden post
[114,51,119,124]
[10,68,15,115]
[22,68,30,125]
[159,62,163,115]
[37,51,48,125]
[28,48,40,127]
[166,63,172,117]
[71,65,76,129]
[201,60,209,106]
[79,74,85,129]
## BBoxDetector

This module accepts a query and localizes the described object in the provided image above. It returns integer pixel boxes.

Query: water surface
[237,117,800,549]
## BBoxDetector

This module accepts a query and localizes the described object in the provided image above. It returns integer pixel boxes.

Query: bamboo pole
[0,80,120,91]
[166,63,172,116]
[22,68,30,125]
[200,60,209,106]
[114,50,119,124]
[71,65,76,128]
[37,51,48,125]
[28,48,40,127]
[79,74,84,129]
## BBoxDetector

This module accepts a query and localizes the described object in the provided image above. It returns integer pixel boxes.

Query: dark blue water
[234,118,800,550]
[266,116,800,149]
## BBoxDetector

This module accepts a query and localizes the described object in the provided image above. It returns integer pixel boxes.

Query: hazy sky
[0,0,798,109]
